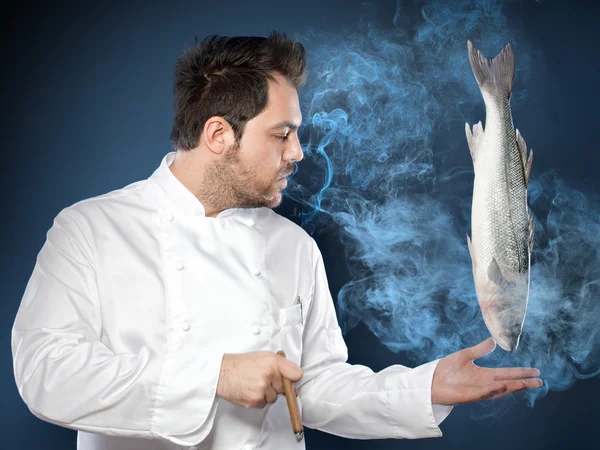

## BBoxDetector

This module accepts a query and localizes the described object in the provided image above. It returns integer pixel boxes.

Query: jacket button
[252,268,261,276]
[245,219,255,227]
[181,322,191,332]
[251,326,261,335]
[164,213,174,222]
[175,261,185,271]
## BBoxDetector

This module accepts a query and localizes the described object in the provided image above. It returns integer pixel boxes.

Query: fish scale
[478,100,526,273]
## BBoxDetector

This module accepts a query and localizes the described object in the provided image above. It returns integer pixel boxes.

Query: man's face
[218,73,304,209]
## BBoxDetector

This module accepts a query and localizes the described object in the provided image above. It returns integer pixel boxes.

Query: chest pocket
[278,297,311,366]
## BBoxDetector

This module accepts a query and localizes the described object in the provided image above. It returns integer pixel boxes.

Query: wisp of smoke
[284,0,600,420]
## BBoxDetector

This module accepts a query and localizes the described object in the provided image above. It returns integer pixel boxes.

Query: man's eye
[275,135,289,141]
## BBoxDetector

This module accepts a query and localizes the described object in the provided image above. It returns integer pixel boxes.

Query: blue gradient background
[2,1,599,449]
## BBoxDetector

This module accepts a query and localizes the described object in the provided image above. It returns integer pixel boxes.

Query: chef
[11,31,543,450]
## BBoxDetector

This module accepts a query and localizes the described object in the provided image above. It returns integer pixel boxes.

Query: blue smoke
[284,0,600,420]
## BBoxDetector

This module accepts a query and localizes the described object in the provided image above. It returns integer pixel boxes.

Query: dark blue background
[2,1,598,449]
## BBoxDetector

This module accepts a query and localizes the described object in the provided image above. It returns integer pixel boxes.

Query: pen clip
[296,295,303,325]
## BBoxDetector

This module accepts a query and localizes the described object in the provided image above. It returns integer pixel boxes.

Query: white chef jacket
[12,151,453,450]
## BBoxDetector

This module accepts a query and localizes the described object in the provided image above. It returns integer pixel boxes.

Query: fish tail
[467,40,514,99]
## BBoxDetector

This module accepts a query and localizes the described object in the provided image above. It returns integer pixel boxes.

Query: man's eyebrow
[269,121,301,130]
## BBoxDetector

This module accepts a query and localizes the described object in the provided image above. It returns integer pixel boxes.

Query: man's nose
[290,134,303,163]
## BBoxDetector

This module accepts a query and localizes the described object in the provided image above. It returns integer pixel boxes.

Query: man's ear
[202,116,235,155]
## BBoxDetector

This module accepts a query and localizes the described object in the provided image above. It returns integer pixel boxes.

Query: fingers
[505,378,543,393]
[466,337,496,361]
[264,386,279,405]
[477,378,544,401]
[490,367,541,381]
[254,381,283,408]
[477,381,508,401]
[276,351,303,382]
[251,351,300,409]
[271,373,284,395]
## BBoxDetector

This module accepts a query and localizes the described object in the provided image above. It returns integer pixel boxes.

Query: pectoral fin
[487,257,504,286]
[467,234,477,276]
[528,214,534,254]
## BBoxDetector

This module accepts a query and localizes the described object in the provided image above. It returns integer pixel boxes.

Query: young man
[12,31,542,450]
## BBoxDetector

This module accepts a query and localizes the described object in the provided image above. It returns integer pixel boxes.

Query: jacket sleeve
[296,238,454,439]
[11,208,223,446]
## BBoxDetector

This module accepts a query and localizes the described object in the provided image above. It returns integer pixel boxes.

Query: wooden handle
[277,350,303,439]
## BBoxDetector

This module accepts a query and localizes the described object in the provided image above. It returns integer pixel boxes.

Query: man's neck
[169,149,227,218]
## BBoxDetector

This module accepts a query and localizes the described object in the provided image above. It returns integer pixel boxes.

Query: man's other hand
[216,351,303,408]
[431,337,543,406]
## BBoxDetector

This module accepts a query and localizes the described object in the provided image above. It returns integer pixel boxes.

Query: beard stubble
[197,140,293,210]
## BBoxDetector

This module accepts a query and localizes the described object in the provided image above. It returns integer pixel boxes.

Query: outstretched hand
[431,338,543,406]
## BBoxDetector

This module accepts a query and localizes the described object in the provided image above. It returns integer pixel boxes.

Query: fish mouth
[494,330,521,352]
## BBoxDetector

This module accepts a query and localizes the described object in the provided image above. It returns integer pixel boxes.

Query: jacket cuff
[150,349,225,446]
[386,359,453,439]
[433,403,454,425]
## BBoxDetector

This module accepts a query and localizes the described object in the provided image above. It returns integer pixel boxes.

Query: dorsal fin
[467,233,477,276]
[465,120,485,164]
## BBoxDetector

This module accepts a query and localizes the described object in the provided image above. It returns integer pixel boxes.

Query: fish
[465,40,534,352]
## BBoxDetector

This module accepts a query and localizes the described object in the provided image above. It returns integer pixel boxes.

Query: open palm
[431,338,543,406]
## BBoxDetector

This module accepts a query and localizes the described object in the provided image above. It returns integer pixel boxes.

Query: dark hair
[170,31,307,151]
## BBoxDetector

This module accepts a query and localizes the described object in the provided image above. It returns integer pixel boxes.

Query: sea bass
[465,40,534,352]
